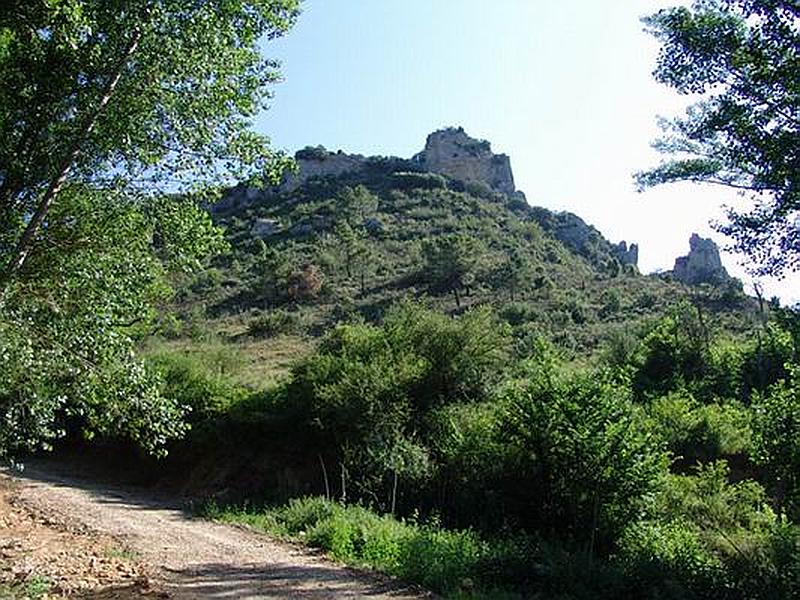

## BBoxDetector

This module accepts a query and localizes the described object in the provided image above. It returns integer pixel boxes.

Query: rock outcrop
[671,233,730,285]
[528,207,639,270]
[280,146,367,193]
[614,241,639,267]
[412,127,515,194]
[212,127,518,214]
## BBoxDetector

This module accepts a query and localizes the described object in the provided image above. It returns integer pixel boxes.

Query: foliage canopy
[638,0,800,276]
[0,0,299,459]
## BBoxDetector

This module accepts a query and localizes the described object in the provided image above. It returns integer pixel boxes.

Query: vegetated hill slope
[169,135,753,356]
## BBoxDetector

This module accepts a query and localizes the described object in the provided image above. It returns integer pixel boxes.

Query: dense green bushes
[644,392,752,461]
[752,365,800,519]
[500,366,668,548]
[146,348,248,423]
[144,299,800,598]
[284,302,510,511]
[617,462,800,599]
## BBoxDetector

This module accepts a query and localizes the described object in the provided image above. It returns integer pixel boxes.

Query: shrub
[499,364,668,548]
[147,349,247,423]
[632,304,709,399]
[391,171,447,191]
[740,324,794,395]
[645,392,752,461]
[617,461,795,599]
[213,497,489,595]
[752,365,800,519]
[246,309,304,337]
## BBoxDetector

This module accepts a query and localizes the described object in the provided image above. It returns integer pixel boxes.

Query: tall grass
[202,497,528,598]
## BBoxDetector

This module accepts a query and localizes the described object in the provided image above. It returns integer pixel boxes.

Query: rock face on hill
[527,208,639,269]
[615,241,639,267]
[280,128,517,196]
[411,127,516,194]
[280,147,367,193]
[672,233,730,285]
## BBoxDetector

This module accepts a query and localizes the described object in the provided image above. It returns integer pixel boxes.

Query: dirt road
[3,462,426,599]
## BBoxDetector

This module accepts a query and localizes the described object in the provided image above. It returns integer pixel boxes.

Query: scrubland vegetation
[2,0,798,598]
[141,297,800,599]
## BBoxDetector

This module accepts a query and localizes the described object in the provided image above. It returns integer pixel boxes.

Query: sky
[254,0,799,303]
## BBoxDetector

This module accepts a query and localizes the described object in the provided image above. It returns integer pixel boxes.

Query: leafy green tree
[337,185,379,227]
[422,234,485,307]
[637,1,799,276]
[286,302,509,509]
[333,222,373,293]
[0,0,299,458]
[251,241,293,307]
[752,365,800,519]
[492,247,532,301]
[0,188,224,457]
[501,364,668,553]
[633,302,710,399]
[0,0,298,280]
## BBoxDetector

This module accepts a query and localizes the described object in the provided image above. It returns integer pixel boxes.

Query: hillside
[166,127,752,358]
[23,130,798,600]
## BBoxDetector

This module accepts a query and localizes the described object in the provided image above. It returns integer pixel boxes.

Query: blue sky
[255,0,799,302]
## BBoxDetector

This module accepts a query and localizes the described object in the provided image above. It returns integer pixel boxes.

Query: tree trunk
[1,29,142,286]
[318,454,330,500]
[390,469,398,516]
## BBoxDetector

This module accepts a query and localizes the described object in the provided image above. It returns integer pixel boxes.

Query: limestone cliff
[412,127,515,194]
[280,146,367,193]
[671,233,730,285]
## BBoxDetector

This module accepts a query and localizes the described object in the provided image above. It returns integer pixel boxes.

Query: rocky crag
[412,127,515,195]
[671,233,731,285]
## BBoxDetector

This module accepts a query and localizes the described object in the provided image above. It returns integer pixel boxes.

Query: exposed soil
[0,460,427,599]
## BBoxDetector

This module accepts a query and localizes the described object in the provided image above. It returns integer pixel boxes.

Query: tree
[251,241,293,307]
[752,364,800,519]
[636,1,799,276]
[336,185,379,227]
[333,222,373,293]
[0,1,299,459]
[492,247,532,301]
[422,234,485,307]
[501,364,668,553]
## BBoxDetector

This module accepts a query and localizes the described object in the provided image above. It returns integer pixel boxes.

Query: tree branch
[1,28,143,287]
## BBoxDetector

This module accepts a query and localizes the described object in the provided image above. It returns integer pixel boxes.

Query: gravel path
[7,462,427,599]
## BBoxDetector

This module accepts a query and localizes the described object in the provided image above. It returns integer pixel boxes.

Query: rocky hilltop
[671,233,731,285]
[281,126,517,195]
[412,127,515,194]
[218,127,515,210]
[214,127,639,270]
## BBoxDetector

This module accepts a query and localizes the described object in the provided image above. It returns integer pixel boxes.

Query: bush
[391,171,447,191]
[147,349,247,423]
[499,364,668,548]
[617,461,797,599]
[283,302,510,511]
[644,392,751,461]
[632,304,709,399]
[740,324,794,395]
[246,309,304,337]
[752,365,800,519]
[213,497,495,596]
